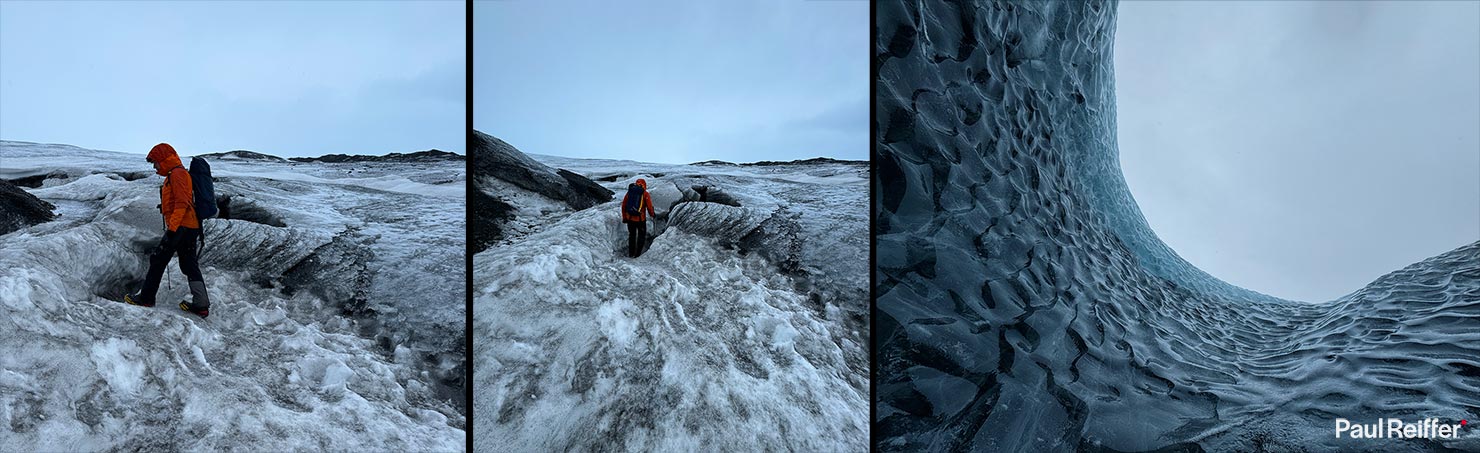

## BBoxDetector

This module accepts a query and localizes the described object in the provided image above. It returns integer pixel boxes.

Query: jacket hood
[636,178,647,189]
[147,143,183,176]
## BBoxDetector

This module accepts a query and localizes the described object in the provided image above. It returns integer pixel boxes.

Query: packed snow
[473,138,868,452]
[0,141,465,450]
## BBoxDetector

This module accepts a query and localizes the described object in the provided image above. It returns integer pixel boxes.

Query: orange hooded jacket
[146,143,200,232]
[621,179,657,223]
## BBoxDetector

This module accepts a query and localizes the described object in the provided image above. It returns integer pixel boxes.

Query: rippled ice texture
[0,142,464,450]
[475,154,869,451]
[874,1,1480,451]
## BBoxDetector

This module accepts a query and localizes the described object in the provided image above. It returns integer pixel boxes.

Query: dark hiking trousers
[138,226,209,307]
[627,220,647,258]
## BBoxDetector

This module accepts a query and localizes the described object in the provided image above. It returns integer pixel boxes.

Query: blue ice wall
[874,1,1480,450]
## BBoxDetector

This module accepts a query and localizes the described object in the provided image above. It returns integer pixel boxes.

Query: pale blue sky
[1116,1,1480,302]
[0,1,465,157]
[475,0,868,164]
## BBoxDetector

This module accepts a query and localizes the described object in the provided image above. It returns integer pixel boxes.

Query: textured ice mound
[0,179,56,235]
[474,148,869,452]
[471,131,614,253]
[874,1,1480,451]
[472,130,612,211]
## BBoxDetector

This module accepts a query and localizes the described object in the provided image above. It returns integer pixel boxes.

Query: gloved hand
[154,229,180,255]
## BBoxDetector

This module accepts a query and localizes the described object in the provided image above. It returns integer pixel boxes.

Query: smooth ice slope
[874,1,1479,451]
[473,137,869,451]
[0,141,465,450]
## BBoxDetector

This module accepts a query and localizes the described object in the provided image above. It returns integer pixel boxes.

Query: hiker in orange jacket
[621,178,657,258]
[124,143,211,318]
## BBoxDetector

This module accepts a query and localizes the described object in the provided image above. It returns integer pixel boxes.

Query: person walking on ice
[620,178,657,258]
[124,143,212,318]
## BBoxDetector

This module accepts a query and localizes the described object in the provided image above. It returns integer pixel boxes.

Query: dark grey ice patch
[666,203,763,240]
[470,187,516,254]
[215,195,288,228]
[556,169,615,207]
[112,171,152,181]
[4,172,64,189]
[736,208,804,274]
[287,150,463,164]
[6,169,147,188]
[279,227,376,318]
[470,130,613,210]
[194,220,317,287]
[687,185,742,207]
[666,201,803,274]
[7,391,46,433]
[92,269,147,303]
[196,150,289,162]
[0,179,57,235]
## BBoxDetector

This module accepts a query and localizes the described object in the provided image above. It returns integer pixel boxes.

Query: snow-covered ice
[0,141,465,450]
[473,135,868,452]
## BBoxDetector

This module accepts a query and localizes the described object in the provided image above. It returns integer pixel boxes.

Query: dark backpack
[189,157,218,220]
[623,183,645,217]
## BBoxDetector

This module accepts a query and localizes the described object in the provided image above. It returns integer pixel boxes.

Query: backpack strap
[174,165,206,252]
[164,166,196,212]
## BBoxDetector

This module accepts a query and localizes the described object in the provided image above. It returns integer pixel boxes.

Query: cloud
[0,1,464,156]
[1114,1,1480,301]
[473,0,866,164]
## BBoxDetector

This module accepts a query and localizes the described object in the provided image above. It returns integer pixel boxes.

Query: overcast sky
[476,0,867,164]
[1115,1,1480,302]
[0,1,464,157]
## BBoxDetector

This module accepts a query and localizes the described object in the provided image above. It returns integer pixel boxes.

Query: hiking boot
[179,301,209,318]
[180,280,211,318]
[123,293,155,307]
